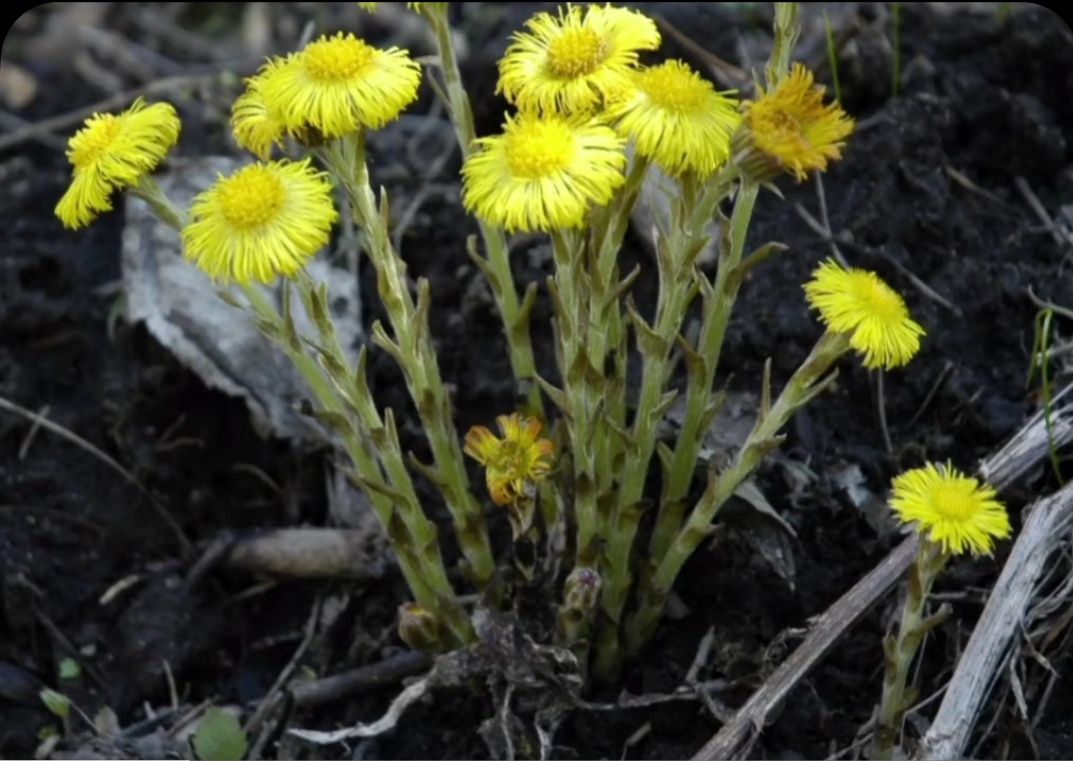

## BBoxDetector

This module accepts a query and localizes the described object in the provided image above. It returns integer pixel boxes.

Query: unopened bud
[397,603,443,653]
[563,567,602,614]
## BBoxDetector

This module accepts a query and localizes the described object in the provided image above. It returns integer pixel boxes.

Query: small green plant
[871,463,1010,759]
[823,10,842,105]
[192,708,248,761]
[1027,307,1066,485]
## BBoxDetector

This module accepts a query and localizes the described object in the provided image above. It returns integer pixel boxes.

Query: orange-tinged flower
[464,414,554,505]
[740,63,854,181]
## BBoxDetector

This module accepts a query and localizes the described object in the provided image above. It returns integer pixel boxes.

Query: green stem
[626,331,850,654]
[872,539,947,760]
[131,176,186,231]
[239,280,473,646]
[651,180,759,563]
[425,4,542,416]
[321,135,495,587]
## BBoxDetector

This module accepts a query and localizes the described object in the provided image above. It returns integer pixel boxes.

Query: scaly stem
[424,4,542,416]
[322,133,495,587]
[651,180,759,563]
[872,539,947,760]
[591,168,737,680]
[240,280,473,647]
[626,331,850,654]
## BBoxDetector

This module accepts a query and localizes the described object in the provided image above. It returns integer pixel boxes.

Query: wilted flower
[739,63,854,181]
[464,413,555,505]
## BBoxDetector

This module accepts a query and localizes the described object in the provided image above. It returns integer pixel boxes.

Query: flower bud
[397,602,443,653]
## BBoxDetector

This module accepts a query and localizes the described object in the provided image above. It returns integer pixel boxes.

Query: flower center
[69,115,122,169]
[933,484,975,520]
[491,441,529,478]
[217,165,286,229]
[505,119,575,179]
[640,64,708,111]
[756,108,803,142]
[852,274,905,322]
[302,35,376,82]
[547,27,606,78]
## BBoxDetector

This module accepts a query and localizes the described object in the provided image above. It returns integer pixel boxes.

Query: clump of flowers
[52,7,1009,736]
[872,464,1010,759]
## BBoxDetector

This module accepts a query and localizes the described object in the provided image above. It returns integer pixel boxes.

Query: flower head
[258,32,420,138]
[462,111,626,232]
[498,4,660,114]
[182,159,338,284]
[55,98,180,229]
[890,462,1011,556]
[464,414,555,505]
[231,74,287,160]
[741,63,854,181]
[804,259,924,370]
[607,60,740,178]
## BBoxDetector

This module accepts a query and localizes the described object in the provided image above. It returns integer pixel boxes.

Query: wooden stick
[916,480,1073,760]
[693,384,1073,760]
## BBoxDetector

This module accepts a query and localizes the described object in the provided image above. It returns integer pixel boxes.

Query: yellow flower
[607,60,740,178]
[231,74,287,160]
[890,462,1011,556]
[55,98,180,230]
[498,4,660,114]
[258,32,420,138]
[182,159,338,284]
[804,259,924,370]
[462,111,626,232]
[464,414,555,506]
[741,63,854,181]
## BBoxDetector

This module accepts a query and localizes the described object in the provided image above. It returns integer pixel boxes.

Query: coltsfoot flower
[890,462,1011,556]
[738,63,854,181]
[462,111,626,232]
[607,60,740,178]
[464,413,555,506]
[258,32,420,138]
[231,74,287,160]
[498,4,660,114]
[804,259,924,369]
[182,159,338,284]
[55,98,180,229]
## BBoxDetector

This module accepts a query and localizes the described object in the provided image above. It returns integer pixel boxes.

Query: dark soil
[2,3,1072,760]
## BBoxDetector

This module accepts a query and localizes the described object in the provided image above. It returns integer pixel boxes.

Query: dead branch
[693,383,1073,760]
[291,651,432,709]
[916,481,1073,760]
